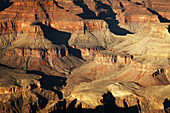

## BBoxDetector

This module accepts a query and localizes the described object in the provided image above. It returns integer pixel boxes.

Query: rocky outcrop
[94,51,132,65]
[68,28,114,49]
[63,80,170,112]
[119,3,159,24]
[0,65,64,113]
[0,19,110,34]
[0,66,41,94]
[131,61,154,72]
[112,23,170,68]
[0,0,170,112]
[5,47,69,58]
[143,0,170,20]
[0,47,84,75]
[71,45,104,61]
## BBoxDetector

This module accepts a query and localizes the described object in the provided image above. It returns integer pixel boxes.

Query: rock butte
[0,0,170,112]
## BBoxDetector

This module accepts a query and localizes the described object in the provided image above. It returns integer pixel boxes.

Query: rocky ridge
[0,0,170,113]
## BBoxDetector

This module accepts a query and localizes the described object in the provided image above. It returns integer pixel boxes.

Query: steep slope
[0,65,66,112]
[0,0,170,113]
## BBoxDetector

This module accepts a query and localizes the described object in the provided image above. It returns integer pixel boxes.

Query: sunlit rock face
[0,65,62,113]
[0,0,170,112]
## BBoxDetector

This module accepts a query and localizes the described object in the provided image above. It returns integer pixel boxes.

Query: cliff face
[0,65,63,113]
[63,80,170,112]
[111,23,170,68]
[0,46,84,75]
[0,0,170,112]
[94,51,132,65]
[0,0,88,75]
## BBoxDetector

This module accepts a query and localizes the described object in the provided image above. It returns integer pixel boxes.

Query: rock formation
[0,65,62,112]
[0,0,170,112]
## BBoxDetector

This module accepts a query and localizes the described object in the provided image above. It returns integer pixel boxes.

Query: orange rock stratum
[0,0,170,112]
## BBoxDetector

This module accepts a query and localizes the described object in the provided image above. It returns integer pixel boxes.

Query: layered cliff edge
[0,0,170,112]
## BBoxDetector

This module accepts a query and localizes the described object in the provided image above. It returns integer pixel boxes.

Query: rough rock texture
[0,65,65,113]
[111,23,170,68]
[0,47,84,75]
[0,2,86,75]
[63,80,170,112]
[0,0,170,112]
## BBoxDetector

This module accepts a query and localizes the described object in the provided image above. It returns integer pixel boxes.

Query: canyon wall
[0,0,170,112]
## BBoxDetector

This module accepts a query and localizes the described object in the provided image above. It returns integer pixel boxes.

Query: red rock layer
[0,46,84,75]
[0,0,110,34]
[145,0,170,20]
[119,2,159,24]
[5,47,69,58]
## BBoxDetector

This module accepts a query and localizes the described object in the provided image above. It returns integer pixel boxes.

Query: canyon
[0,0,170,113]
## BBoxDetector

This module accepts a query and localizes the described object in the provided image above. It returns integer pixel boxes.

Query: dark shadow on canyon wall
[31,22,83,59]
[0,63,15,69]
[32,22,71,46]
[163,98,170,113]
[26,70,67,100]
[73,0,97,19]
[68,47,83,59]
[53,0,69,12]
[147,8,170,22]
[51,91,139,113]
[53,0,64,9]
[35,93,48,109]
[73,0,132,35]
[94,0,132,35]
[0,0,13,11]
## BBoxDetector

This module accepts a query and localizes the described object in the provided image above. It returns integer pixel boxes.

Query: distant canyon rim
[0,0,170,113]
